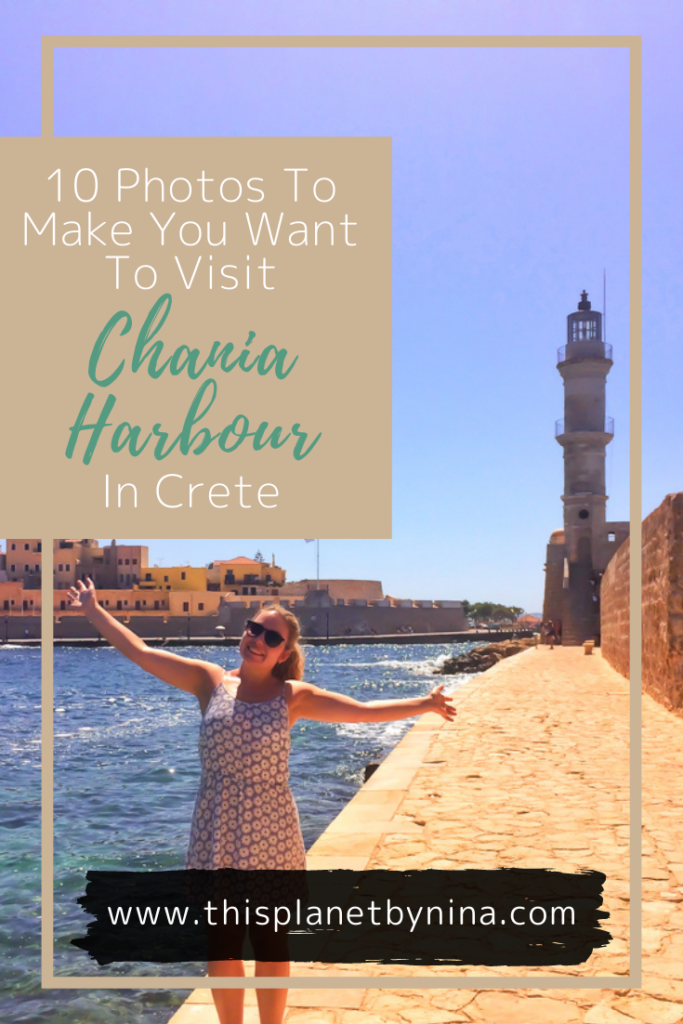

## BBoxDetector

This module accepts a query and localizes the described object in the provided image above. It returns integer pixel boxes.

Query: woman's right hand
[66,578,99,614]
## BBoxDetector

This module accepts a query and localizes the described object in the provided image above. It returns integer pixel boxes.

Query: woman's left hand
[427,683,457,721]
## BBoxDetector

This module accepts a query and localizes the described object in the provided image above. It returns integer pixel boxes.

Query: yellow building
[138,566,208,591]
[53,587,222,617]
[207,556,285,596]
[168,591,222,616]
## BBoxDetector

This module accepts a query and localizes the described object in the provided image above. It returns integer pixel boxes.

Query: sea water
[1,641,475,1023]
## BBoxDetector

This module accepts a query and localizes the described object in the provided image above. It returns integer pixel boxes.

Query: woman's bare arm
[287,681,456,726]
[67,579,221,700]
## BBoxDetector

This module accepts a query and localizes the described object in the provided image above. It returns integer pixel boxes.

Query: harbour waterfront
[2,628,533,650]
[0,640,474,1024]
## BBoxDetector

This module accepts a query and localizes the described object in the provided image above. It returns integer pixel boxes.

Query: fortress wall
[542,544,565,627]
[297,603,467,637]
[9,597,466,643]
[46,603,467,641]
[601,492,683,713]
[280,579,384,601]
[600,535,630,679]
[53,614,224,640]
[2,615,41,641]
[642,493,683,711]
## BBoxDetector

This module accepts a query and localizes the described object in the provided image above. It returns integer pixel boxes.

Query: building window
[24,543,29,550]
[60,600,66,610]
[10,564,15,572]
[181,572,186,581]
[578,509,590,520]
[132,558,137,565]
[164,575,169,583]
[118,559,123,565]
[37,542,42,552]
[66,564,71,571]
[183,602,189,612]
[608,532,616,542]
[10,543,16,550]
[125,559,130,565]
[198,603,204,611]
[24,564,29,572]
[154,601,159,610]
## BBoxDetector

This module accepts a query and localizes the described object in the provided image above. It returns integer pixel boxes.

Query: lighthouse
[542,291,629,645]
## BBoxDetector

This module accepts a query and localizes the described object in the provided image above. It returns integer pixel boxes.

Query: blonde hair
[257,604,305,682]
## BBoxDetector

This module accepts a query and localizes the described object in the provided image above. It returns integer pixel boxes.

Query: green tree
[464,601,525,623]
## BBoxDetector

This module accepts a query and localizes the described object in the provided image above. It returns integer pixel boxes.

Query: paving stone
[469,992,583,1023]
[585,1004,653,1024]
[612,995,683,1023]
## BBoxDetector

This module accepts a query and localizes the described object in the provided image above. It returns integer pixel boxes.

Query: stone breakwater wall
[601,491,683,713]
[437,637,537,675]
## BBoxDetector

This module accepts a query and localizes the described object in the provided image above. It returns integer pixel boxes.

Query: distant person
[67,579,456,1024]
[543,620,556,649]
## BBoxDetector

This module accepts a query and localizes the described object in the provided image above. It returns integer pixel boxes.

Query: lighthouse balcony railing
[555,417,614,438]
[557,342,613,363]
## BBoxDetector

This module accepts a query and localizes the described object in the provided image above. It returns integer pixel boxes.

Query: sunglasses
[244,619,286,649]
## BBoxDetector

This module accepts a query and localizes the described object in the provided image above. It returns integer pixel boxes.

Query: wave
[349,656,450,676]
[334,719,408,743]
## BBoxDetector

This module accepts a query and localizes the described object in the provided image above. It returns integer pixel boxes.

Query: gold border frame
[39,33,641,990]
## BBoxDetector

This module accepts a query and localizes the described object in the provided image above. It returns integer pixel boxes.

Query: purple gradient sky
[1,3,680,611]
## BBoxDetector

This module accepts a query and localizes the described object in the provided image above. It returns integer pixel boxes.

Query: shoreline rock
[437,637,537,675]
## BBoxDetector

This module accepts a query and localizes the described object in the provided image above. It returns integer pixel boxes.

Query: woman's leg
[254,960,290,1024]
[208,959,246,1024]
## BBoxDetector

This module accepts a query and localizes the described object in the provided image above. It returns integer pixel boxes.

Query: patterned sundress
[186,681,306,871]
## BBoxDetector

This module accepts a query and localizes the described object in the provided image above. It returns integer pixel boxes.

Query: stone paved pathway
[168,647,683,1023]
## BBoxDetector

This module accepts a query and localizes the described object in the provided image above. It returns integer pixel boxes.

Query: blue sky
[1,3,680,611]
